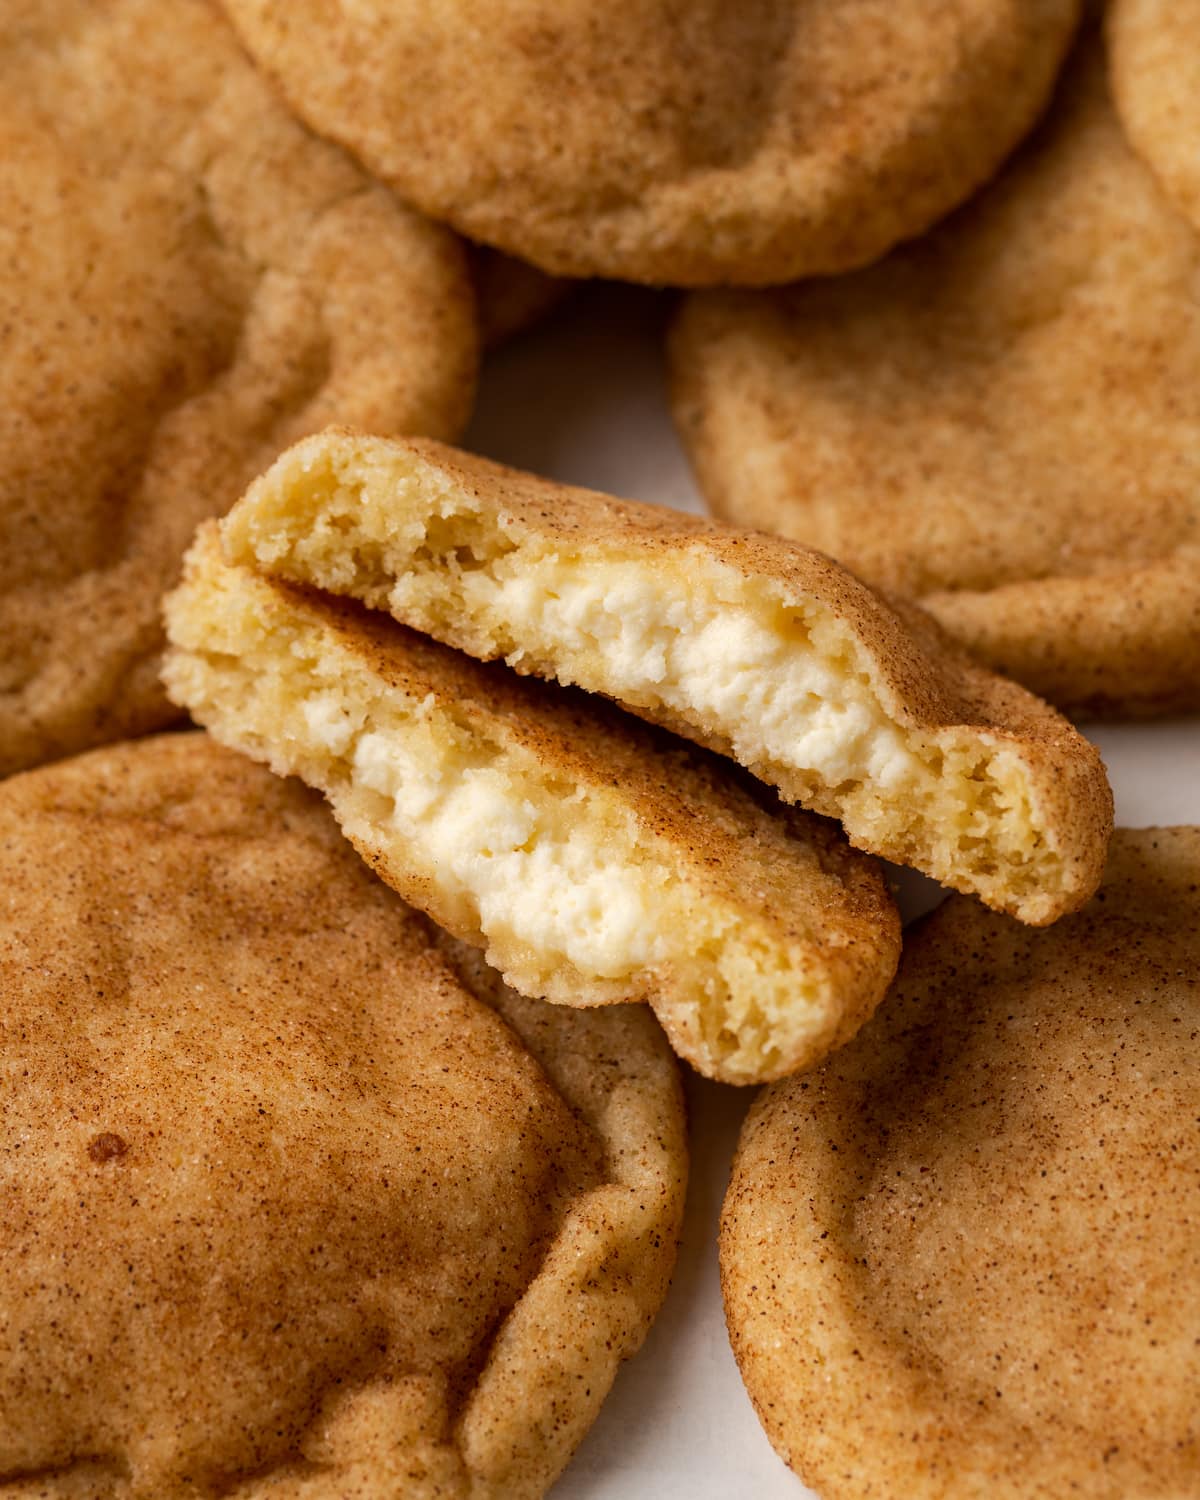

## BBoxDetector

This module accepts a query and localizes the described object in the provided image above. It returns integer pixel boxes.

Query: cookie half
[0,733,685,1500]
[671,33,1200,718]
[0,0,476,779]
[218,430,1112,925]
[163,528,901,1086]
[722,827,1200,1498]
[218,0,1080,285]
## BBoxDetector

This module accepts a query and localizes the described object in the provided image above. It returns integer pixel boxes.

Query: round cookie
[0,734,685,1500]
[671,34,1200,717]
[721,827,1200,1498]
[0,0,477,780]
[218,0,1082,286]
[1109,0,1200,232]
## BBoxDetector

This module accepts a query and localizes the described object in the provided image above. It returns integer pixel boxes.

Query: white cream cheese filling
[348,725,673,981]
[442,554,925,793]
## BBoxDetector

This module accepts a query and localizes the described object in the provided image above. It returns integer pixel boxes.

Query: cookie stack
[1,4,1196,1498]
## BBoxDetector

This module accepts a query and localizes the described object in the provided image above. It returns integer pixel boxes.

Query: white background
[464,284,1200,1500]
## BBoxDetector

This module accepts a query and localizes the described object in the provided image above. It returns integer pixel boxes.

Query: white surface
[464,284,1200,1500]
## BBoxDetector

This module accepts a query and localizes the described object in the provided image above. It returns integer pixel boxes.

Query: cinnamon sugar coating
[0,735,685,1499]
[0,0,475,777]
[723,828,1200,1497]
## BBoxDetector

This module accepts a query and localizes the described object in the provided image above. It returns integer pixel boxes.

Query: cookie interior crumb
[222,433,1111,923]
[165,529,900,1084]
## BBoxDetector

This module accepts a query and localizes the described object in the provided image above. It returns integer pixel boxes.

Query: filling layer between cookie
[164,534,896,1084]
[227,445,1061,921]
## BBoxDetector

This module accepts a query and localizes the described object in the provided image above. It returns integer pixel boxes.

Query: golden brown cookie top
[1109,0,1200,233]
[670,33,1200,717]
[218,0,1080,285]
[0,0,476,778]
[0,734,685,1499]
[220,430,1112,924]
[722,827,1200,1498]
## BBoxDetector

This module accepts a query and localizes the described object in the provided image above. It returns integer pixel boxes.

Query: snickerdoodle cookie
[671,35,1200,717]
[218,0,1081,285]
[1109,0,1200,234]
[215,430,1112,925]
[164,528,902,1086]
[0,0,475,779]
[0,733,685,1499]
[722,827,1200,1498]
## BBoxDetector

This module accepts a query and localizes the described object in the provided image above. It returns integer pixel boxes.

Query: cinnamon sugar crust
[0,0,475,778]
[0,734,685,1499]
[722,827,1200,1498]
[218,0,1080,285]
[671,36,1200,717]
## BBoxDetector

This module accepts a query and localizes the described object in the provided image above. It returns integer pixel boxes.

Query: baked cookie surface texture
[1109,0,1200,234]
[671,35,1200,717]
[0,0,475,779]
[722,827,1200,1498]
[0,734,685,1500]
[218,0,1081,285]
[164,529,903,1086]
[216,430,1113,926]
